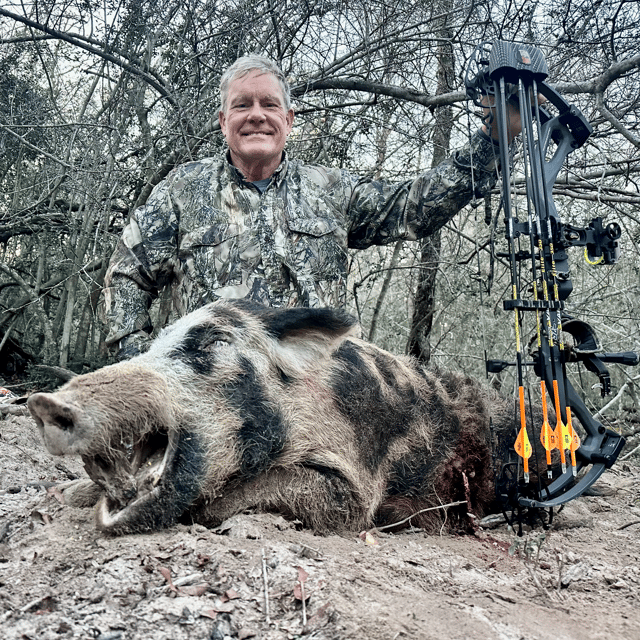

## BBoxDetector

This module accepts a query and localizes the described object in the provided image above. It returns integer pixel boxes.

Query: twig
[300,579,307,627]
[618,520,640,531]
[593,376,640,420]
[375,500,467,532]
[522,560,555,602]
[555,549,564,594]
[261,548,270,624]
[0,595,52,624]
[462,471,478,532]
[620,443,640,461]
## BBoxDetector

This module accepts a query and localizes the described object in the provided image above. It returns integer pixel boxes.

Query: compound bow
[464,40,638,523]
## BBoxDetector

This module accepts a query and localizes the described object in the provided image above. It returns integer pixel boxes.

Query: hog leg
[56,479,103,507]
[185,465,369,534]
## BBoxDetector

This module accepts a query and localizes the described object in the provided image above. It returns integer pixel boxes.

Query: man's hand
[115,331,150,362]
[480,89,547,144]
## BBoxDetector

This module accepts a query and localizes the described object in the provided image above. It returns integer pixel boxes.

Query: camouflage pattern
[104,131,499,349]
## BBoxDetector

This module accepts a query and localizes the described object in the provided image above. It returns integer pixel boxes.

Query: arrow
[565,408,581,477]
[552,379,568,474]
[539,380,557,478]
[514,386,532,483]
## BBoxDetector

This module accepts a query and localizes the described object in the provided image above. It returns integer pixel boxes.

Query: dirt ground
[1,412,639,640]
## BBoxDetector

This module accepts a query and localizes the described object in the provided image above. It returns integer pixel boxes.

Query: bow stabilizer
[465,40,638,519]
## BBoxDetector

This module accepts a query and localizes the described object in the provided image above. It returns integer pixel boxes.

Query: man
[104,54,515,358]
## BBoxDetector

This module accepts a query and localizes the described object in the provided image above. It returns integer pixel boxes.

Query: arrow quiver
[465,40,638,524]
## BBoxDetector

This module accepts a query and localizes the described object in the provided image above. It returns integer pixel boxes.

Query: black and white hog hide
[28,299,523,535]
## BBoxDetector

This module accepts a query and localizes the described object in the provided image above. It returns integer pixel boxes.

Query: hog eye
[201,330,229,348]
[169,325,233,373]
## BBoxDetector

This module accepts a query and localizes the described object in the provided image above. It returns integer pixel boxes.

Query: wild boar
[28,299,534,536]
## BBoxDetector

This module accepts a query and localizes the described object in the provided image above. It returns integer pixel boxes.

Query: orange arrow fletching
[566,408,580,476]
[566,408,581,452]
[539,381,556,477]
[515,426,532,459]
[515,386,531,482]
[540,421,556,451]
[539,381,557,452]
[552,379,568,472]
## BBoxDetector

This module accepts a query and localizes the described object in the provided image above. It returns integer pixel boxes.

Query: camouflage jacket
[104,130,499,350]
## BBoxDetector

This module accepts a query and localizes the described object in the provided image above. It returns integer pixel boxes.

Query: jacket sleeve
[103,179,179,349]
[345,130,499,249]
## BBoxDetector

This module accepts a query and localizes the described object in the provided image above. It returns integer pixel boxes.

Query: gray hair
[219,55,291,113]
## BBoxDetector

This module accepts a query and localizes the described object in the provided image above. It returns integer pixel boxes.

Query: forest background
[1,0,639,438]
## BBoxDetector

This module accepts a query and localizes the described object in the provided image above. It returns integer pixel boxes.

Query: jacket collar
[224,150,289,189]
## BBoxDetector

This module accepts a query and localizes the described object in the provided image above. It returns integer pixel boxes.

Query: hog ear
[257,307,360,342]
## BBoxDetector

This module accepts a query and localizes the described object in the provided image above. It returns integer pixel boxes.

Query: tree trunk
[406,1,454,364]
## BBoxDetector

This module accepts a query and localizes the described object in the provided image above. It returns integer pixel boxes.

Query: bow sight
[465,40,638,523]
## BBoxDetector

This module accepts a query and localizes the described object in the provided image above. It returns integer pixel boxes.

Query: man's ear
[286,109,294,134]
[219,110,227,136]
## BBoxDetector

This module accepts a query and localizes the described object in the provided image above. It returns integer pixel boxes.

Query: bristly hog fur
[28,299,530,536]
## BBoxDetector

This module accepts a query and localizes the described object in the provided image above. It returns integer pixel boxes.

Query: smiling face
[219,70,294,182]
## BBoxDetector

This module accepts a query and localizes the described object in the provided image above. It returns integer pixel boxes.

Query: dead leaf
[158,567,209,596]
[158,566,178,593]
[46,485,65,505]
[179,584,209,597]
[358,531,379,546]
[201,609,219,620]
[307,601,331,626]
[196,553,211,566]
[294,566,311,602]
[224,589,240,600]
[201,600,235,618]
[32,596,57,614]
[30,510,53,525]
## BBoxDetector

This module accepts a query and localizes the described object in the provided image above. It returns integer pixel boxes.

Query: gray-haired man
[104,54,510,358]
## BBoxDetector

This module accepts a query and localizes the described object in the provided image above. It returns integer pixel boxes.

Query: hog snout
[27,392,84,456]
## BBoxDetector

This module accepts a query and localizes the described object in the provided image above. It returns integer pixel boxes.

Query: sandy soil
[1,412,639,640]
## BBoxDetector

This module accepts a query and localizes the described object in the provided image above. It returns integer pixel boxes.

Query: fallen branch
[0,403,28,417]
[261,548,271,624]
[593,377,640,420]
[301,580,307,627]
[462,471,479,533]
[35,364,78,381]
[620,443,640,461]
[375,500,467,532]
[0,594,53,624]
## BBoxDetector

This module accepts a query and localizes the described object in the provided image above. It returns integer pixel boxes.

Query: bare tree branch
[0,7,178,108]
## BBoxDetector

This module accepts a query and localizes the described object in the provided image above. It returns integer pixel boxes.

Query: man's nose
[247,101,266,121]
